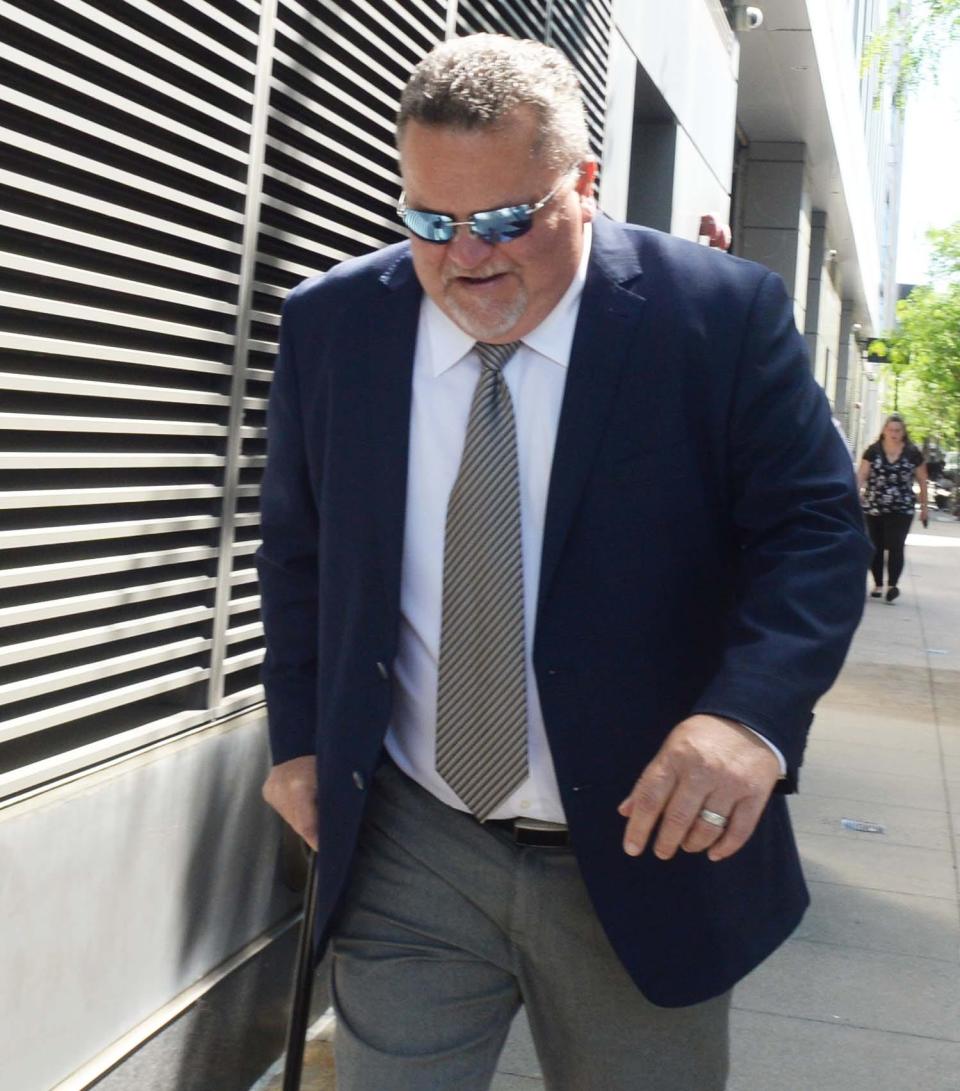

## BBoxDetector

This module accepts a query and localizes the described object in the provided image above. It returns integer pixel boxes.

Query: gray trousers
[329,761,731,1090]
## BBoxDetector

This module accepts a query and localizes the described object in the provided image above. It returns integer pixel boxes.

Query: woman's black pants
[865,512,914,588]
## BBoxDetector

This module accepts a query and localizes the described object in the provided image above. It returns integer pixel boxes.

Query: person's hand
[262,755,318,851]
[617,714,781,863]
[921,511,929,528]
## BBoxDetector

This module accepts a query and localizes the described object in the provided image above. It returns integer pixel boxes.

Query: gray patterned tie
[435,341,528,820]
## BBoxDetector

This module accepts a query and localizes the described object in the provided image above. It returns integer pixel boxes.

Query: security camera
[733,5,764,31]
[827,248,838,261]
[852,323,862,334]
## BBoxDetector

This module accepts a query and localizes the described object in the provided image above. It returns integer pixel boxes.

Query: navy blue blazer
[256,216,871,1006]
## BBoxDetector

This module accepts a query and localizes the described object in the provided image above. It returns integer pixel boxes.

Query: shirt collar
[423,222,593,377]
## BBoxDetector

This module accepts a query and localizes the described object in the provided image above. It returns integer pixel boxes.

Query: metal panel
[0,453,235,469]
[457,0,548,39]
[4,46,248,162]
[453,0,612,160]
[0,413,229,436]
[0,168,244,253]
[0,333,235,376]
[0,485,255,508]
[216,0,446,711]
[0,709,214,801]
[0,0,256,791]
[0,545,222,589]
[0,291,239,343]
[0,3,252,132]
[3,606,215,668]
[3,88,246,194]
[207,0,279,710]
[0,126,245,222]
[1,667,212,744]
[0,638,212,706]
[50,0,257,96]
[1,248,241,306]
[0,577,219,629]
[0,372,231,407]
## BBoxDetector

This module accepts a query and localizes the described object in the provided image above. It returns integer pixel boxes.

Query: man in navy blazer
[257,34,870,1090]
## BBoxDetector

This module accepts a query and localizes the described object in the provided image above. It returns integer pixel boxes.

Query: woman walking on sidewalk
[857,412,928,602]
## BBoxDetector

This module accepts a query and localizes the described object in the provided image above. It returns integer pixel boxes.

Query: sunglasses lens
[472,205,533,243]
[401,208,455,243]
[400,203,535,244]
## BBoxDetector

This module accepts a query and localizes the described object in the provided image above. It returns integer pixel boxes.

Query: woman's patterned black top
[861,442,923,515]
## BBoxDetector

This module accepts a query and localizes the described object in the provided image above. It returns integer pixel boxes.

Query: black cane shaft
[281,848,319,1091]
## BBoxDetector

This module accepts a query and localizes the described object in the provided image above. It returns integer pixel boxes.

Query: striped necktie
[435,341,528,820]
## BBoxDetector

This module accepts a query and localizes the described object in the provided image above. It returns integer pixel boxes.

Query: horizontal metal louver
[215,0,448,716]
[0,0,260,800]
[456,0,549,41]
[549,0,612,161]
[455,0,612,161]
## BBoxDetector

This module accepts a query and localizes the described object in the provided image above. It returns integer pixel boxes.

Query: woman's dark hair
[877,412,912,446]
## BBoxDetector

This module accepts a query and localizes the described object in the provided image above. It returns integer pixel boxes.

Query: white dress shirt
[382,228,593,823]
[383,224,784,822]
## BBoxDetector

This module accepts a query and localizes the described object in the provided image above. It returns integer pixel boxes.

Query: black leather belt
[484,817,571,847]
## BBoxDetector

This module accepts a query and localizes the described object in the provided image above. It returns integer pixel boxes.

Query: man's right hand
[262,755,318,851]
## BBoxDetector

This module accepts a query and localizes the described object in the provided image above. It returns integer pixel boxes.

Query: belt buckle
[512,817,569,847]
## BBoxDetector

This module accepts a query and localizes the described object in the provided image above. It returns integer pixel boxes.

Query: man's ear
[576,158,598,222]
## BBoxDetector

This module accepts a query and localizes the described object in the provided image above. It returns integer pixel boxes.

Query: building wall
[727,0,904,445]
[738,141,813,329]
[804,209,844,402]
[818,270,844,403]
[599,26,638,222]
[0,711,292,1091]
[671,126,735,242]
[810,0,904,439]
[604,0,739,238]
[808,0,885,334]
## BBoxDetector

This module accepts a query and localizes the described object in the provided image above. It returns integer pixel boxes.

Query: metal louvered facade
[0,0,612,804]
[456,0,611,158]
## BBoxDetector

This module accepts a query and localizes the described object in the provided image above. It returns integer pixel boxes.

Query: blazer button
[376,660,389,680]
[352,770,365,791]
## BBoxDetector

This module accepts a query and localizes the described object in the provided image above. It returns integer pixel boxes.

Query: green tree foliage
[891,222,960,446]
[864,1,960,107]
[867,335,910,411]
[886,372,950,445]
[926,223,960,280]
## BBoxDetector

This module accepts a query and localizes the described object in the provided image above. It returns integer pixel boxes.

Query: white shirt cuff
[740,724,787,777]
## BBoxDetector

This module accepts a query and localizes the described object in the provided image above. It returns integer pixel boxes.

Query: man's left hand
[617,715,781,863]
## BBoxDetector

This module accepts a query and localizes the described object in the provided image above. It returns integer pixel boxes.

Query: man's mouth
[453,272,509,287]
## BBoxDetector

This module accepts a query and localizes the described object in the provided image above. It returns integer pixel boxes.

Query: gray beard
[441,286,528,342]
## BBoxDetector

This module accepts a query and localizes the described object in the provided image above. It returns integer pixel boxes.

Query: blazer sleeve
[255,286,322,765]
[691,271,872,786]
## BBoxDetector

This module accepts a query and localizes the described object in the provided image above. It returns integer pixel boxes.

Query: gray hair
[397,34,591,168]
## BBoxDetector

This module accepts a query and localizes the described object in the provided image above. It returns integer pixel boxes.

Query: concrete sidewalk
[268,511,960,1090]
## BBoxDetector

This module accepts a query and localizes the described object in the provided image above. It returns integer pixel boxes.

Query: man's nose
[446,226,494,268]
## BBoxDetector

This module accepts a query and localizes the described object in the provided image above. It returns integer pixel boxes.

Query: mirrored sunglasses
[396,169,578,245]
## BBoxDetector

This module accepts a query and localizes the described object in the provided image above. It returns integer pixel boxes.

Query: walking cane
[281,846,319,1091]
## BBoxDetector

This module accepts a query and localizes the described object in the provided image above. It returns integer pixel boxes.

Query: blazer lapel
[538,219,648,608]
[365,250,422,612]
